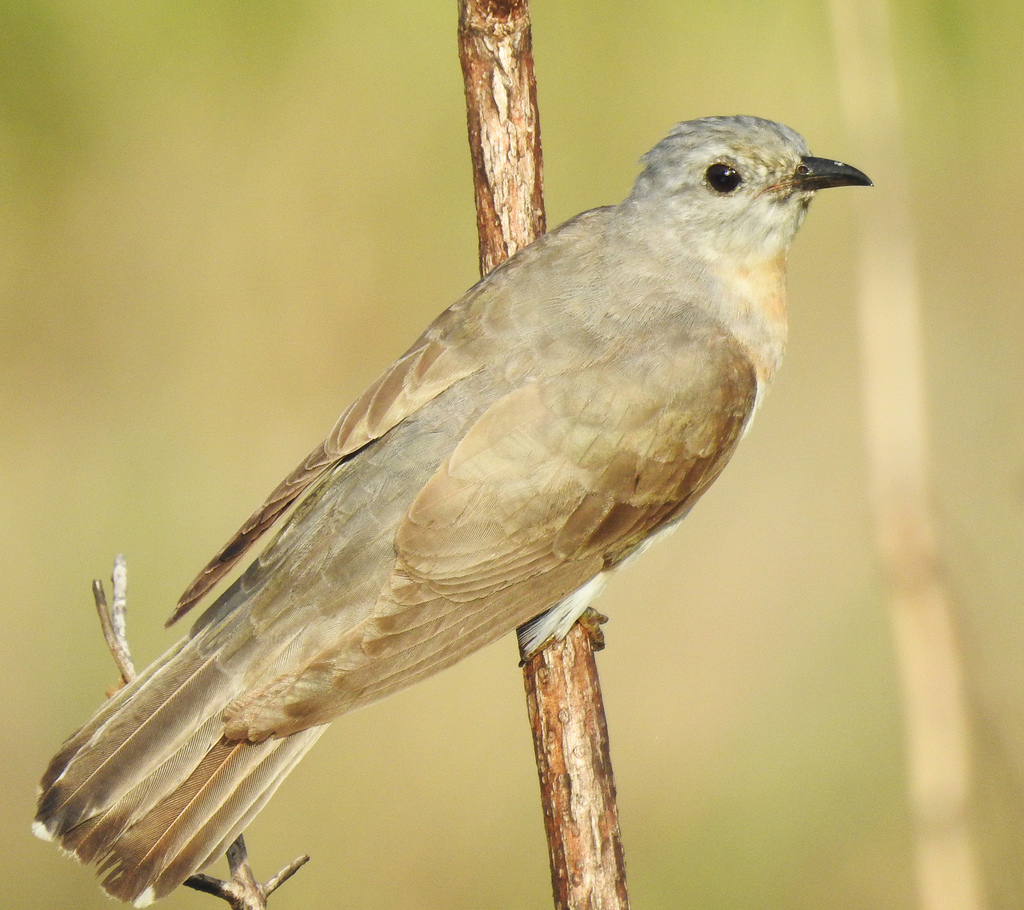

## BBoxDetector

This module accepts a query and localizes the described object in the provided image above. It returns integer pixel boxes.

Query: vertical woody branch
[457,3,630,909]
[522,625,631,909]
[458,0,545,274]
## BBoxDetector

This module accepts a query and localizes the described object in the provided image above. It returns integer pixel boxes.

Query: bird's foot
[577,607,609,652]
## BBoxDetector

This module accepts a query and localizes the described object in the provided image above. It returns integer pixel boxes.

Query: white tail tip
[30,819,55,843]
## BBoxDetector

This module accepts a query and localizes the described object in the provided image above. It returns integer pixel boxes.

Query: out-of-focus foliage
[3,2,1021,908]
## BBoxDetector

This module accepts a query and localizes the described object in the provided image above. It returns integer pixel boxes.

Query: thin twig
[457,2,630,908]
[88,559,308,907]
[263,853,312,895]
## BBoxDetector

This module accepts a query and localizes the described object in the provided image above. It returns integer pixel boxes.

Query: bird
[34,115,871,905]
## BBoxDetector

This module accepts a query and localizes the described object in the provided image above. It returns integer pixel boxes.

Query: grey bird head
[628,115,871,262]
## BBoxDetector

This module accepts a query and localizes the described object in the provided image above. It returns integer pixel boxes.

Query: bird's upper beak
[796,156,873,190]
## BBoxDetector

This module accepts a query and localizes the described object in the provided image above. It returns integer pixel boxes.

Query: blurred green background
[4,1,1022,908]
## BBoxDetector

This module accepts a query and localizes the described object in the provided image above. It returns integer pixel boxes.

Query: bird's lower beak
[796,156,873,190]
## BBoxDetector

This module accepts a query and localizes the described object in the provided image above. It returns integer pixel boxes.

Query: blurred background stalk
[828,1,984,908]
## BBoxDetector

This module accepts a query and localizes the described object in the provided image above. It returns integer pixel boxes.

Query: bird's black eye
[706,163,742,193]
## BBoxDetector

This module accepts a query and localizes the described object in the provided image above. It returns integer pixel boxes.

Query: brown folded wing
[171,329,482,624]
[221,339,756,739]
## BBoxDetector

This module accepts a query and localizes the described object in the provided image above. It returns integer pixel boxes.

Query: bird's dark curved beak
[796,156,873,190]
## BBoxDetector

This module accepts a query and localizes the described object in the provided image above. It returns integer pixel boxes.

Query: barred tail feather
[37,647,235,838]
[33,630,326,905]
[38,637,190,798]
[101,727,324,906]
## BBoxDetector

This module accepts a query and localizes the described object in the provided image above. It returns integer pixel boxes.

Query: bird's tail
[33,633,325,906]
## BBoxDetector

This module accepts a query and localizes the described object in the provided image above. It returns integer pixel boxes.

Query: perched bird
[34,115,870,905]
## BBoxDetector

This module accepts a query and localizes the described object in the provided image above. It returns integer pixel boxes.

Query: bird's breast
[712,250,789,391]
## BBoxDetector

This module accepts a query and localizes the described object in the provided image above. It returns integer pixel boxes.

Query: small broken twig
[92,554,135,690]
[183,834,310,910]
[89,557,309,908]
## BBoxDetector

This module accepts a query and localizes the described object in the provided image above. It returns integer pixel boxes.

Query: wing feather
[170,336,481,623]
[222,335,758,739]
[397,341,757,597]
